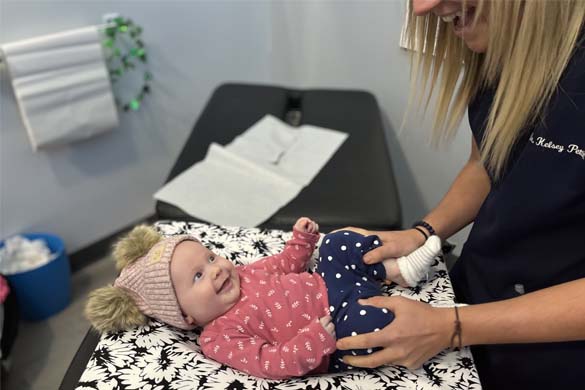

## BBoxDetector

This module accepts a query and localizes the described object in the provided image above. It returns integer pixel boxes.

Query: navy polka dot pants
[315,230,395,372]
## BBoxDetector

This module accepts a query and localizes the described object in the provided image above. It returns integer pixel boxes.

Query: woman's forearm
[458,278,585,346]
[422,138,491,240]
[336,278,585,370]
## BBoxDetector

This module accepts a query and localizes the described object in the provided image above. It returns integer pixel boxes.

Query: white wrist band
[396,235,442,287]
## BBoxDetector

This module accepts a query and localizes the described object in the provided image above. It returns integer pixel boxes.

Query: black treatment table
[155,83,402,232]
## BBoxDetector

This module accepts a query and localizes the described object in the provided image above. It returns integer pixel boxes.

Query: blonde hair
[406,0,585,178]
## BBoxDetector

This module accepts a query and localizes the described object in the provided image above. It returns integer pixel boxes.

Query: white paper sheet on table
[227,115,300,164]
[154,115,348,227]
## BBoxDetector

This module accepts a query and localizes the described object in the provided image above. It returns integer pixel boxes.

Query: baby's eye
[208,254,215,263]
[193,272,203,282]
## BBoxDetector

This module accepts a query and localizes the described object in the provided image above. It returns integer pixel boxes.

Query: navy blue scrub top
[450,39,585,390]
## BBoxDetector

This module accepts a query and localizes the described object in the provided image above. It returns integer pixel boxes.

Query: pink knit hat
[113,235,198,330]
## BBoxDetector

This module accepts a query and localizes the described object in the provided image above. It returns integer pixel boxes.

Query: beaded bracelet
[412,220,436,237]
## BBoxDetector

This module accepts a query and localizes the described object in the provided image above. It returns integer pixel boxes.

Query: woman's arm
[460,278,585,345]
[416,137,491,240]
[336,278,585,369]
[361,137,491,264]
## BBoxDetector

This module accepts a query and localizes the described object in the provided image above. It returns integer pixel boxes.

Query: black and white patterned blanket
[76,221,481,390]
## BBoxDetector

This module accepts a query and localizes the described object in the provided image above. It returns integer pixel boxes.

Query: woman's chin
[465,40,488,53]
[458,33,487,53]
[462,28,488,53]
[453,21,488,53]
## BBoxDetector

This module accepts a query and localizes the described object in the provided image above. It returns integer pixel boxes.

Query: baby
[86,218,440,379]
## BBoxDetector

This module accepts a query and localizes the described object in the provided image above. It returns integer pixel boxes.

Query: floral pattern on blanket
[76,221,481,390]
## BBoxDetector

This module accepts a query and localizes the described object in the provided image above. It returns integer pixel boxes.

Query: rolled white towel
[397,235,442,287]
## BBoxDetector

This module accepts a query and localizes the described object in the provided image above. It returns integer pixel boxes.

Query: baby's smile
[218,275,233,294]
[170,239,241,326]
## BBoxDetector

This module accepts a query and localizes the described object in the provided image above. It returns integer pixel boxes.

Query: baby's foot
[383,258,409,287]
[396,236,442,287]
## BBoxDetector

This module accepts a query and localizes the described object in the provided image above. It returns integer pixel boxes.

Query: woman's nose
[412,0,442,16]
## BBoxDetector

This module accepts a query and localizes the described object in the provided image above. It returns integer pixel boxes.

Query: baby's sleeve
[200,320,335,379]
[245,230,319,275]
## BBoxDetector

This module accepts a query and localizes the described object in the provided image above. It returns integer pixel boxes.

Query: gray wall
[1,1,472,255]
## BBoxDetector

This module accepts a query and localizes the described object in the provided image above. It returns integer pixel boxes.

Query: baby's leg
[328,297,394,372]
[316,231,395,372]
[382,258,409,287]
[316,230,387,283]
[394,235,442,287]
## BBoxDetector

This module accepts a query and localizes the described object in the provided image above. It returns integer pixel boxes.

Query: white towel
[154,115,348,227]
[1,26,119,150]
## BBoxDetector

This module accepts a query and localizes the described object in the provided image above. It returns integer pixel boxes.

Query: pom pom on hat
[85,285,149,333]
[87,225,200,333]
[113,225,162,271]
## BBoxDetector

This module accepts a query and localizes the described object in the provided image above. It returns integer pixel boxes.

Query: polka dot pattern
[315,230,395,372]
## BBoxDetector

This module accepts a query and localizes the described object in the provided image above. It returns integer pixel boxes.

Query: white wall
[0,0,472,255]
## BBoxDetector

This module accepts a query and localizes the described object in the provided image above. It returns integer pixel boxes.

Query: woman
[336,0,585,388]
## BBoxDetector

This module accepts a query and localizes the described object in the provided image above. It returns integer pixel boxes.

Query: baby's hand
[294,217,319,234]
[319,315,336,339]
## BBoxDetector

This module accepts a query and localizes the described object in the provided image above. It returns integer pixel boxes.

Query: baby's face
[170,240,240,326]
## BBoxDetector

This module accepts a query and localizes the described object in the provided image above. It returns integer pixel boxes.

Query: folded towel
[1,26,119,150]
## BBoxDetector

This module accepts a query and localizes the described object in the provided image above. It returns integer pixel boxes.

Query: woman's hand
[332,227,427,265]
[363,229,427,265]
[336,296,453,370]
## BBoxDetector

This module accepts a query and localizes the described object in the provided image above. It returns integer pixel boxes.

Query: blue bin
[1,233,71,321]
